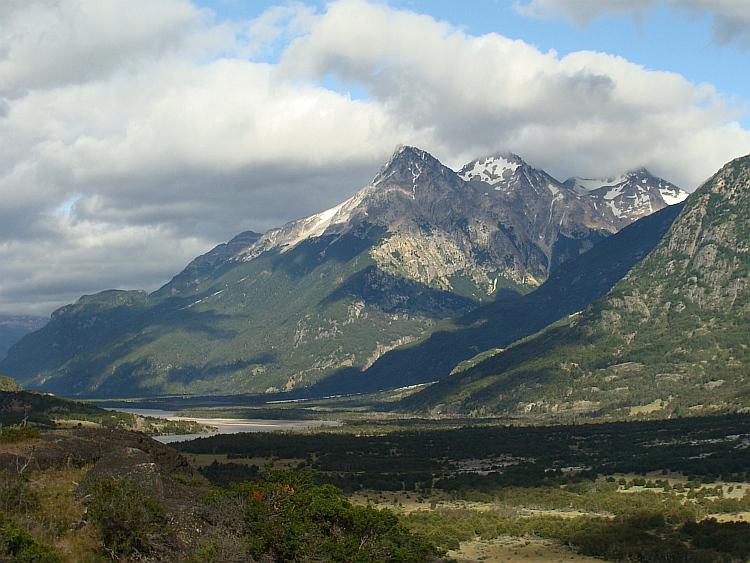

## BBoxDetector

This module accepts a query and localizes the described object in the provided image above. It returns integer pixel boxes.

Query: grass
[29,467,104,563]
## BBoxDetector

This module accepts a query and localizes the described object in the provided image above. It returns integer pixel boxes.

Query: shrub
[196,469,443,563]
[0,470,38,514]
[0,426,39,444]
[0,513,60,563]
[85,479,172,560]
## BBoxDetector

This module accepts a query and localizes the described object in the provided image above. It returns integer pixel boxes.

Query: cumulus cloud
[0,0,230,96]
[0,0,416,314]
[0,0,749,316]
[514,0,750,48]
[0,208,208,316]
[280,0,750,181]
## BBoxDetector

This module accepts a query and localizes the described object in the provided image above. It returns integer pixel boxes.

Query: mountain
[317,201,684,396]
[0,315,48,358]
[563,169,688,229]
[0,147,683,399]
[461,154,686,233]
[223,147,622,294]
[404,154,749,419]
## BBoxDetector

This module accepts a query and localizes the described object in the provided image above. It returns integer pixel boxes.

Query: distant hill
[404,154,750,419]
[0,147,683,399]
[0,374,22,392]
[0,315,47,358]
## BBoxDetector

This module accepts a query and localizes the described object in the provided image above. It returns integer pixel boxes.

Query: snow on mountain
[564,169,688,227]
[234,148,686,284]
[660,187,689,205]
[458,154,522,188]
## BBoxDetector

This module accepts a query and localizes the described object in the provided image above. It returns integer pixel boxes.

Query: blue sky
[1,0,749,316]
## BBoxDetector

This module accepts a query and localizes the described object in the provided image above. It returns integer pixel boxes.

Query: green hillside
[405,154,750,419]
[0,374,22,392]
[1,226,475,398]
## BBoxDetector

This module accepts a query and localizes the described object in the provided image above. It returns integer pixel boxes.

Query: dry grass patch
[28,465,104,563]
[449,536,609,563]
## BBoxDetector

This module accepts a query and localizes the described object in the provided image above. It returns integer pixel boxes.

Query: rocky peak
[563,168,689,229]
[372,145,457,195]
[650,154,749,284]
[459,153,578,208]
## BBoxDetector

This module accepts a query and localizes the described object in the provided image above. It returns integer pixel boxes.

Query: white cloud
[514,0,750,48]
[0,0,232,96]
[0,0,749,316]
[242,2,318,59]
[0,209,209,316]
[280,0,750,182]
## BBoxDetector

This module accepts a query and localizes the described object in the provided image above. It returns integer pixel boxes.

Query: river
[110,408,341,443]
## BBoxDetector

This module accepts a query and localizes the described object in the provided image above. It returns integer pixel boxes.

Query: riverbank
[108,407,341,442]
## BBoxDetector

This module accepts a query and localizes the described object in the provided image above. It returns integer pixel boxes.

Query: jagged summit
[372,145,459,196]
[563,169,689,228]
[239,146,461,261]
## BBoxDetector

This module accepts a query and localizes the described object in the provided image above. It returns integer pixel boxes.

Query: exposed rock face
[1,428,222,560]
[352,201,684,396]
[77,447,170,499]
[238,147,619,294]
[599,155,749,316]
[0,427,202,477]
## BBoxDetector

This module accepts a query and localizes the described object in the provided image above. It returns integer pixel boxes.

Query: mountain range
[0,147,688,400]
[0,315,48,358]
[403,153,750,419]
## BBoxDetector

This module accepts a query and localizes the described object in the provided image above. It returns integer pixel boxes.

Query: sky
[1,0,750,317]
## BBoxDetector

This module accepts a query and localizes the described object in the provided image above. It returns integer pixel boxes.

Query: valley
[1,398,749,563]
[3,0,750,560]
[174,410,750,563]
[0,148,747,561]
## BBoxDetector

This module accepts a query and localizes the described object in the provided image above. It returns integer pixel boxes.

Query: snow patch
[603,186,625,201]
[660,188,689,205]
[606,200,623,218]
[573,175,627,192]
[460,156,520,186]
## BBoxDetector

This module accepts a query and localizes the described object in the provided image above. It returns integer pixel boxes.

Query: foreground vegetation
[178,413,750,562]
[1,412,749,561]
[0,425,443,562]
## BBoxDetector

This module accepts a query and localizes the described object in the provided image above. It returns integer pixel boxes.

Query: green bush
[0,426,39,443]
[0,513,59,563]
[195,469,443,563]
[0,470,38,514]
[85,479,172,560]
